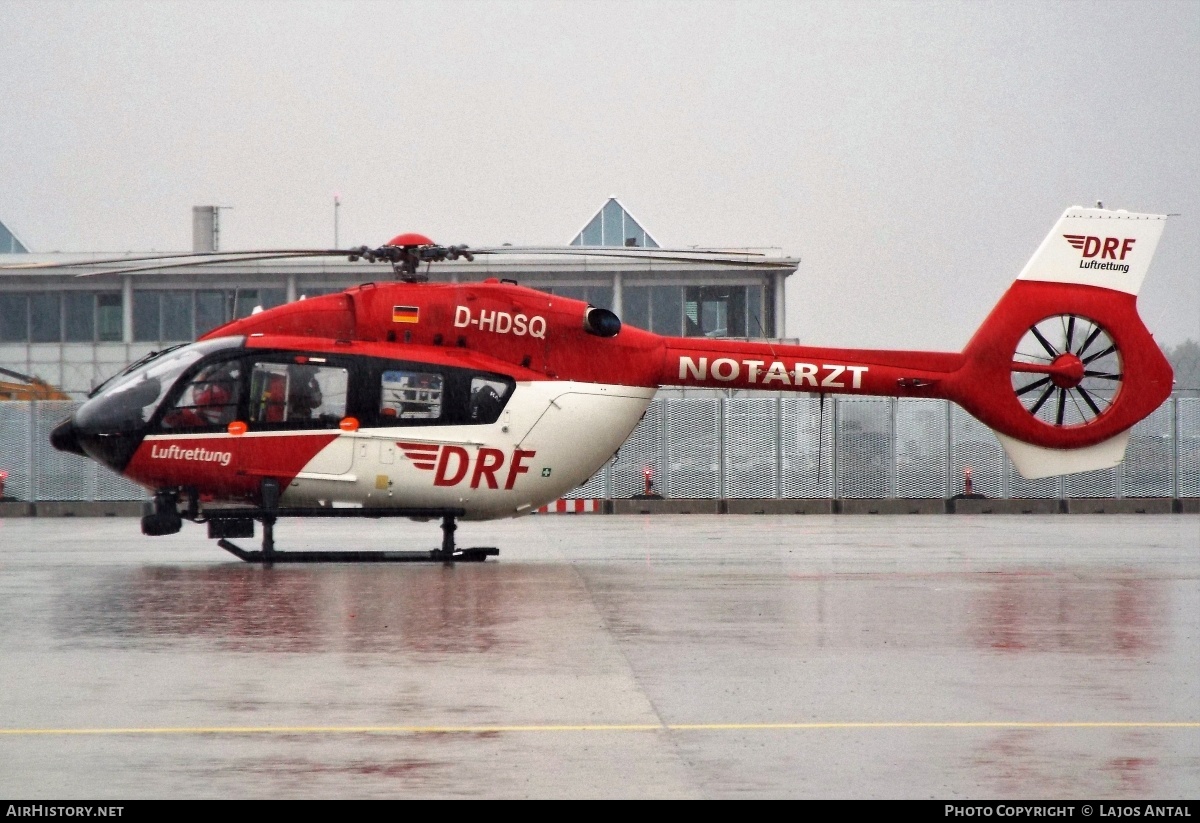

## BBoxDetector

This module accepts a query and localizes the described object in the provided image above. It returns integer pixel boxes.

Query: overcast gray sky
[2,0,1196,350]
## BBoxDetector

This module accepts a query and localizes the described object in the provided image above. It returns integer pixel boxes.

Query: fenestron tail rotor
[1010,314,1123,428]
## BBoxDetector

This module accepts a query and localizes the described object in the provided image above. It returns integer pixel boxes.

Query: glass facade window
[296,287,342,299]
[0,293,29,342]
[234,291,259,320]
[623,284,767,338]
[552,286,587,301]
[196,290,227,337]
[97,294,122,342]
[64,293,96,343]
[623,287,650,331]
[651,286,683,335]
[0,221,28,254]
[133,291,161,342]
[571,198,660,248]
[746,285,765,336]
[579,216,602,246]
[623,285,686,335]
[546,285,615,311]
[602,199,624,245]
[0,290,131,343]
[0,269,777,347]
[235,288,286,319]
[684,286,746,338]
[161,291,194,341]
[29,293,61,343]
[131,288,287,342]
[263,288,286,310]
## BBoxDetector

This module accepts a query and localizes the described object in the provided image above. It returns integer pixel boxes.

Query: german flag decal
[392,305,420,324]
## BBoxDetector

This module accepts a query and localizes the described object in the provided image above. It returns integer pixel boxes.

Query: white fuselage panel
[281,381,656,519]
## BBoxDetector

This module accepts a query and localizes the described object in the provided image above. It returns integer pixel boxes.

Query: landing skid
[216,540,498,564]
[201,504,498,565]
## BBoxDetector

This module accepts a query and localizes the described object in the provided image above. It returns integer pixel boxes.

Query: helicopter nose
[49,417,86,457]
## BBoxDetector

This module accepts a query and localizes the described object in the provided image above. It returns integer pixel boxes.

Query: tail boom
[662,338,963,396]
[656,207,1173,479]
[660,288,1168,450]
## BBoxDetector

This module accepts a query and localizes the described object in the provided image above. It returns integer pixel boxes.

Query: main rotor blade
[472,244,770,257]
[466,246,796,268]
[73,252,347,278]
[0,249,352,271]
[7,245,796,273]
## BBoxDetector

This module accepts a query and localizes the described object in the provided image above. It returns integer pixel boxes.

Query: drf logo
[399,442,537,489]
[1063,235,1136,260]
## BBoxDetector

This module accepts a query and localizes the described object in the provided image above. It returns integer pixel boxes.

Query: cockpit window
[87,343,187,398]
[160,360,243,430]
[74,337,243,434]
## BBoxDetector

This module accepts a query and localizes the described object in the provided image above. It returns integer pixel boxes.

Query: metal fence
[2,397,1198,502]
[0,401,145,502]
[575,394,1200,500]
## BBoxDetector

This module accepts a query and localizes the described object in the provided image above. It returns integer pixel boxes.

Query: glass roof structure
[0,220,28,253]
[570,197,659,248]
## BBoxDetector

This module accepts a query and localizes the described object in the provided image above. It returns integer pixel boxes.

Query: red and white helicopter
[5,206,1174,562]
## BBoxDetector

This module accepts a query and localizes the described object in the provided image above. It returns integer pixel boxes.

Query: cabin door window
[248,360,348,427]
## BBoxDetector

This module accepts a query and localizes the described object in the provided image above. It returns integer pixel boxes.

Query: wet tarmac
[0,513,1197,799]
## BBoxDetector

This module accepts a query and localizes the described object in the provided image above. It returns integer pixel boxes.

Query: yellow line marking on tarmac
[667,722,1200,730]
[1,721,1197,737]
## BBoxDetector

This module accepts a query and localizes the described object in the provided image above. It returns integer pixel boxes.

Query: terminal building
[0,199,797,399]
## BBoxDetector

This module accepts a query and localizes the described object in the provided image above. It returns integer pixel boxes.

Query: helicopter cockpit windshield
[53,334,518,476]
[73,337,246,435]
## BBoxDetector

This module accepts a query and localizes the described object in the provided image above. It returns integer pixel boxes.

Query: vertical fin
[1018,207,1167,295]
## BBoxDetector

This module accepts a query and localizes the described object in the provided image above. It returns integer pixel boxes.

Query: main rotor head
[347,234,475,282]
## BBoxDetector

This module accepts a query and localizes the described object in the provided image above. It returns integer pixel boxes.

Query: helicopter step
[202,504,497,564]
